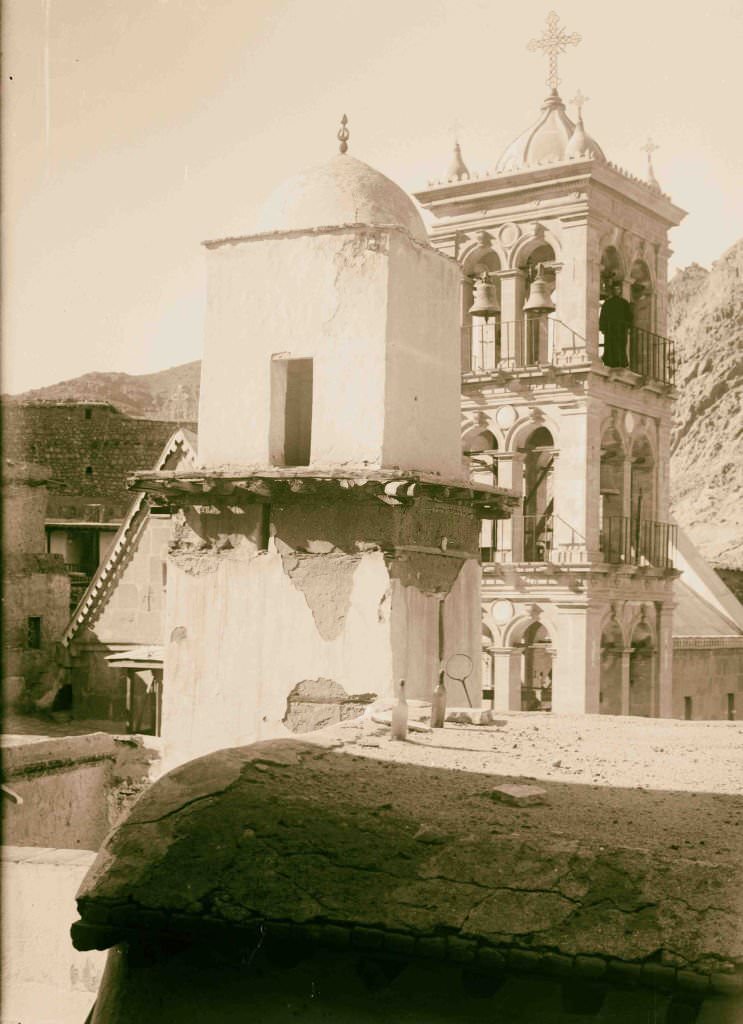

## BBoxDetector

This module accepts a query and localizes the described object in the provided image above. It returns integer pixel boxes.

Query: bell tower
[415,13,686,717]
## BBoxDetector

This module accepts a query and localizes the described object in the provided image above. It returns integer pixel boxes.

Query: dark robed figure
[599,282,633,368]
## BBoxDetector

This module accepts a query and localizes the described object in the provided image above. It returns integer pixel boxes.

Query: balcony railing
[463,319,587,374]
[600,516,677,569]
[599,327,676,385]
[481,514,554,564]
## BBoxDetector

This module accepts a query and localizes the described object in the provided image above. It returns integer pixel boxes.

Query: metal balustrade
[462,318,587,374]
[480,514,554,564]
[600,516,677,569]
[627,328,676,385]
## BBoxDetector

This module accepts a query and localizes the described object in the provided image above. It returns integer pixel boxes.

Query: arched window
[464,428,499,560]
[600,619,624,715]
[599,427,626,561]
[521,427,555,562]
[462,249,501,373]
[629,259,653,332]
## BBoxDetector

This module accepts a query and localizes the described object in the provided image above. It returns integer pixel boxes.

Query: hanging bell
[468,273,500,321]
[523,264,555,313]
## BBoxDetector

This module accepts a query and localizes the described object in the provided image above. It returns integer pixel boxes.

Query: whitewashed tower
[415,14,686,717]
[134,120,514,767]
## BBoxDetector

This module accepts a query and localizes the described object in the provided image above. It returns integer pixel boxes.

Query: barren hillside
[668,240,743,568]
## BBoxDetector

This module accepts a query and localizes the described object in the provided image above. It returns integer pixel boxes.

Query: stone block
[445,707,495,726]
[490,783,547,806]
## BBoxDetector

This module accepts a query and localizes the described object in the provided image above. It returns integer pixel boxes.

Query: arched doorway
[630,259,653,332]
[521,243,556,366]
[522,426,555,562]
[464,427,499,561]
[629,618,655,716]
[518,620,553,711]
[630,435,655,563]
[600,619,624,715]
[599,426,626,561]
[600,246,624,300]
[462,249,501,372]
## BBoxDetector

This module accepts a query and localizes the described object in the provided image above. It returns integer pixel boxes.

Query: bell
[523,265,555,313]
[468,273,500,320]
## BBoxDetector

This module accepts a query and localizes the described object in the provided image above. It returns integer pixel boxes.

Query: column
[492,454,523,562]
[620,648,632,716]
[491,648,522,712]
[497,270,526,366]
[553,605,603,714]
[656,603,674,718]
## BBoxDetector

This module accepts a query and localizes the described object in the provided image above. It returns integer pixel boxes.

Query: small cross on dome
[337,114,349,154]
[570,90,589,120]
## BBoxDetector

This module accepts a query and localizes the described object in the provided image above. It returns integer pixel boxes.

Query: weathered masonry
[132,142,516,768]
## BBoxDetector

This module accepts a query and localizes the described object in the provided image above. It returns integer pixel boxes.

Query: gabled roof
[63,428,198,646]
[672,525,743,638]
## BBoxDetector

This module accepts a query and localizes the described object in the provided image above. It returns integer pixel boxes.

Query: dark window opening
[27,617,42,649]
[727,693,736,721]
[85,466,94,477]
[271,357,313,467]
[84,408,92,420]
[684,696,692,721]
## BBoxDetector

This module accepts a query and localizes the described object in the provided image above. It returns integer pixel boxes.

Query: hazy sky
[3,0,742,394]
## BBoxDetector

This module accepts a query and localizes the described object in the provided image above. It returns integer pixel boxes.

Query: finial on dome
[642,136,660,190]
[570,89,589,123]
[337,114,349,154]
[447,140,470,181]
[527,11,581,92]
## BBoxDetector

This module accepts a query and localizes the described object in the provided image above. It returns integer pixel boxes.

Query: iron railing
[480,513,554,564]
[600,328,676,385]
[463,319,587,374]
[600,516,677,569]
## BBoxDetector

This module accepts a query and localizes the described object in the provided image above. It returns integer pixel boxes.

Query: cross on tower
[642,136,660,185]
[570,89,589,120]
[527,11,581,91]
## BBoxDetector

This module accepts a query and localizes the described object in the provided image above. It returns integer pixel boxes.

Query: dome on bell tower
[253,153,429,244]
[495,90,606,173]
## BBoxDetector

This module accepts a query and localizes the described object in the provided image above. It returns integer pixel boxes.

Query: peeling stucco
[280,552,362,641]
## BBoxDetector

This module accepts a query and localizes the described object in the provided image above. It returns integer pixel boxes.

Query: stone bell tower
[133,120,514,768]
[415,14,686,718]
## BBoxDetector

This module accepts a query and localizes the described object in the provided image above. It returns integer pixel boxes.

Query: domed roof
[495,90,605,173]
[253,153,429,244]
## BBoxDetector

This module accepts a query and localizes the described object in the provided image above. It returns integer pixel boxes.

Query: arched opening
[521,426,555,562]
[629,618,655,716]
[629,259,653,332]
[600,619,624,715]
[600,246,624,299]
[464,428,499,561]
[462,249,501,372]
[521,243,557,366]
[599,427,626,562]
[517,620,553,711]
[630,435,655,562]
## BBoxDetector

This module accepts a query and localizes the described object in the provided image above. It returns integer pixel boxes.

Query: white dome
[253,154,429,244]
[495,91,605,173]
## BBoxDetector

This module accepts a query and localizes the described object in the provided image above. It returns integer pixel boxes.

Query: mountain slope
[668,240,743,568]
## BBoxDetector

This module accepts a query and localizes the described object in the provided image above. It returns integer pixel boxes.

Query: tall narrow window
[27,617,42,649]
[271,358,313,467]
[684,696,692,721]
[728,693,736,721]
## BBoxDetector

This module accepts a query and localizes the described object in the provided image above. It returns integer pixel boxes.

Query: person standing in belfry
[599,280,633,368]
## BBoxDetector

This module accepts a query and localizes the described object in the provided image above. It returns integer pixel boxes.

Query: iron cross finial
[642,136,660,184]
[527,11,581,91]
[570,89,589,119]
[337,114,349,154]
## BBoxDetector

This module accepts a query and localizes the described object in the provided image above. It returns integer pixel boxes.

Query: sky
[3,0,743,394]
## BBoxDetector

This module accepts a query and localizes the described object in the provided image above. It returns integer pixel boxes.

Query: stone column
[553,605,602,714]
[560,220,592,356]
[460,278,473,371]
[656,603,674,718]
[497,270,526,366]
[620,648,632,716]
[491,648,522,712]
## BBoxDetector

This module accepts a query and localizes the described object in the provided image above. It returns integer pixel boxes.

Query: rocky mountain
[6,241,742,566]
[4,361,201,422]
[668,240,743,568]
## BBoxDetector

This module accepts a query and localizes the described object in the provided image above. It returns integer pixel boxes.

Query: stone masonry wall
[673,643,743,720]
[2,403,188,521]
